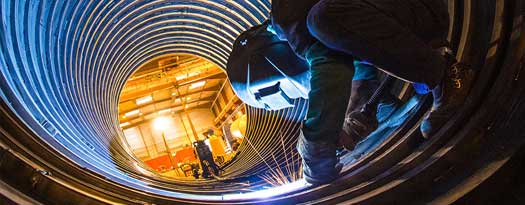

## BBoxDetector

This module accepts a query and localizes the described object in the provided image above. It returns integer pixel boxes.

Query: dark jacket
[271,0,320,59]
[270,0,449,59]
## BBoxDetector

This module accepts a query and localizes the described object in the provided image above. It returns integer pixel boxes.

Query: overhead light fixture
[158,109,171,115]
[175,71,200,81]
[136,95,153,105]
[124,109,140,117]
[189,81,205,89]
[120,122,130,127]
[173,97,190,102]
[153,117,171,131]
[175,75,187,81]
[188,71,199,77]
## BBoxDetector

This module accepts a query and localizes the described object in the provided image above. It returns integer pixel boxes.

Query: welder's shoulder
[271,0,320,22]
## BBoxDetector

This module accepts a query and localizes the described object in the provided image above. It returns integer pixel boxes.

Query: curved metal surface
[0,0,524,204]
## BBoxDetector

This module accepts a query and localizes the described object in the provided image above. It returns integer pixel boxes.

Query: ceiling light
[176,72,200,81]
[189,81,205,89]
[124,109,140,117]
[158,109,171,114]
[120,122,130,127]
[153,117,171,131]
[188,71,199,77]
[136,95,153,105]
[175,75,187,81]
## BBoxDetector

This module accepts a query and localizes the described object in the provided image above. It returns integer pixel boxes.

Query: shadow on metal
[0,0,524,204]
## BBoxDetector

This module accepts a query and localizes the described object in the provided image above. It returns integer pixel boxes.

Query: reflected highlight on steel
[0,0,311,201]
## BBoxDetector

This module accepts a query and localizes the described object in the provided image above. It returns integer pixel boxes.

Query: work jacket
[270,0,448,59]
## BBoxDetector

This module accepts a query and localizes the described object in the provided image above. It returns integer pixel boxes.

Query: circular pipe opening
[0,0,524,204]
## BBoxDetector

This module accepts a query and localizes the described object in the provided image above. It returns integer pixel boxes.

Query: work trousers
[302,0,450,141]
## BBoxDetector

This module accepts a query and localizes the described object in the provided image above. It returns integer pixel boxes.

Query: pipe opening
[0,0,524,204]
[117,54,248,181]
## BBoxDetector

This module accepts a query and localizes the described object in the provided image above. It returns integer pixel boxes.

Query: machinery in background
[146,128,235,179]
[204,129,228,165]
[173,140,224,179]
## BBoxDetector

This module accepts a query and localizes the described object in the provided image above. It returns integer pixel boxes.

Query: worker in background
[194,139,220,178]
[271,0,473,184]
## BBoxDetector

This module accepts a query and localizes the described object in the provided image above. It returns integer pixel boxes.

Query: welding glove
[338,62,400,151]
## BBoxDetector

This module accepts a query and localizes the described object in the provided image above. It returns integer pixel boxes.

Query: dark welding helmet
[226,21,310,110]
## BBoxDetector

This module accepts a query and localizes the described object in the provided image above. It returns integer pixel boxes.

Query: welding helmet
[226,21,310,110]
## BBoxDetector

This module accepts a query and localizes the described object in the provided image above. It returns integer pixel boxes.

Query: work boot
[297,132,342,185]
[421,53,474,138]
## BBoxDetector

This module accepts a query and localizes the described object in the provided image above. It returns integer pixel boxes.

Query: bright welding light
[222,179,309,200]
[266,24,277,35]
[189,81,205,89]
[136,95,153,105]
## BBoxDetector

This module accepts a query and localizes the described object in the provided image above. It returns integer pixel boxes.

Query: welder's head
[226,21,310,111]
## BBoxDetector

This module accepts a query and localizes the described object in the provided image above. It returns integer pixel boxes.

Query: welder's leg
[302,42,354,142]
[345,61,379,115]
[307,0,473,139]
[338,62,379,150]
[298,42,353,185]
[306,0,449,88]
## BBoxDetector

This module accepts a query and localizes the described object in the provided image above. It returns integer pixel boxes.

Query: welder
[270,0,473,185]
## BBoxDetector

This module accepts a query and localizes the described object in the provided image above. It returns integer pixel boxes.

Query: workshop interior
[1,0,525,204]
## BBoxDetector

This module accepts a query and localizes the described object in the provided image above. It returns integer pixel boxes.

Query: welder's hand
[338,110,379,151]
[338,127,358,151]
[297,132,342,185]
